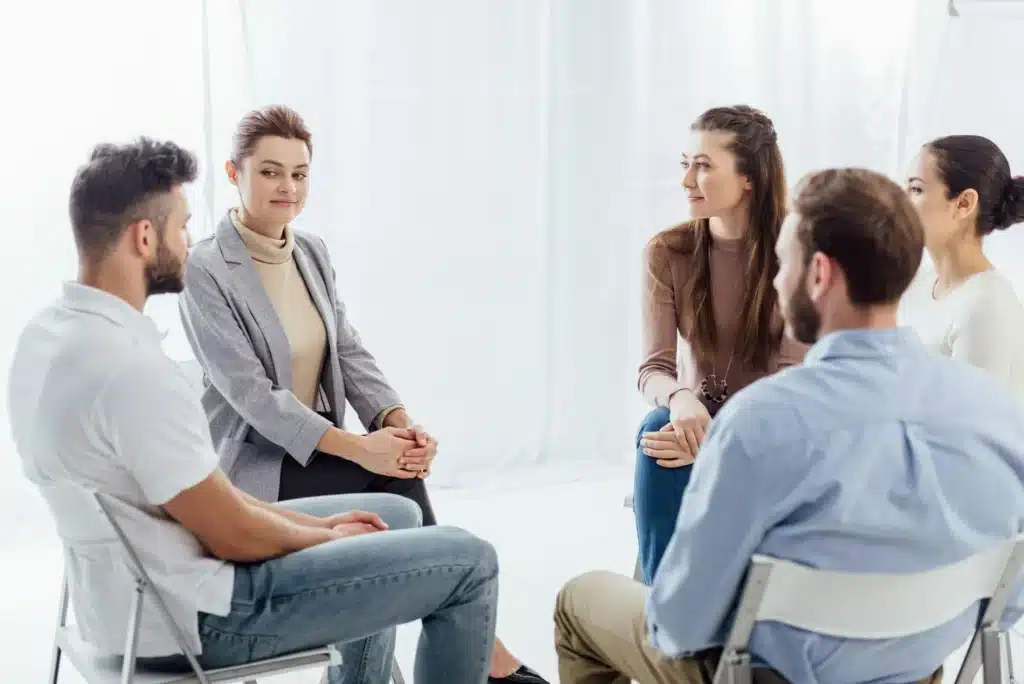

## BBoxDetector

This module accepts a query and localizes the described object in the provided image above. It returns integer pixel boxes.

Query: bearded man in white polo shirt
[7,138,499,684]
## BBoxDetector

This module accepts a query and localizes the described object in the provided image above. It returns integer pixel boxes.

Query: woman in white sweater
[900,135,1024,397]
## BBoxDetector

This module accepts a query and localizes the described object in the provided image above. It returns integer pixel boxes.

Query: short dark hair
[69,138,198,261]
[792,168,924,306]
[926,135,1024,236]
[231,105,312,164]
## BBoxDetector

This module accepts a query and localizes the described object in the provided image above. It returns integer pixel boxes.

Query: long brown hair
[655,105,786,370]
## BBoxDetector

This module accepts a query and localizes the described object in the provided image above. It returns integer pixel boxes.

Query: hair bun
[993,176,1024,230]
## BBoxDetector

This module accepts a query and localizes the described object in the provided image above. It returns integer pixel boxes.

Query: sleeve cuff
[644,374,688,408]
[286,412,334,466]
[374,404,405,429]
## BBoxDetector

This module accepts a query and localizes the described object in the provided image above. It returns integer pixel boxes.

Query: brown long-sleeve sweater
[638,226,807,409]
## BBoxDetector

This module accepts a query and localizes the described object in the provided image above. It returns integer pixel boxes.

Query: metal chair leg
[391,657,407,684]
[982,627,1003,684]
[50,572,70,684]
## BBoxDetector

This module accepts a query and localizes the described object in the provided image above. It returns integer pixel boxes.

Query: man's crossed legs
[146,492,499,684]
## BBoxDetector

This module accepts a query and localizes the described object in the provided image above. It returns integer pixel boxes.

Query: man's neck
[818,304,900,338]
[79,261,147,313]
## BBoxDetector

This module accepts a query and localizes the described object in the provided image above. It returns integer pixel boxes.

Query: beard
[145,236,185,296]
[784,279,822,345]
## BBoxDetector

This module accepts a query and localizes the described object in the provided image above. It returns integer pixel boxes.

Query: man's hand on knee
[321,510,389,533]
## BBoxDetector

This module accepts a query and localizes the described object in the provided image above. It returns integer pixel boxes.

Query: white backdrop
[2,0,1022,546]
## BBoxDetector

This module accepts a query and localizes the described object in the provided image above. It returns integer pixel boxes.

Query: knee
[438,526,499,579]
[554,570,618,630]
[637,407,671,443]
[379,494,423,530]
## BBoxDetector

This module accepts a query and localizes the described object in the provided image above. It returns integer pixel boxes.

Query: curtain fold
[211,0,925,485]
[4,0,995,507]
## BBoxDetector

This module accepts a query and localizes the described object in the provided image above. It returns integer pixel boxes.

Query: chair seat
[55,625,339,683]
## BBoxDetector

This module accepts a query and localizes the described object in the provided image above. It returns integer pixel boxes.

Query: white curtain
[209,0,924,487]
[1,0,983,539]
[0,0,219,542]
[900,0,1024,291]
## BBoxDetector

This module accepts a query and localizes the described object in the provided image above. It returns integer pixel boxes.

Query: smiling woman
[177,105,550,684]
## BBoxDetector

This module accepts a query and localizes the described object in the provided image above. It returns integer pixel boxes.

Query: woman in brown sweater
[634,105,806,584]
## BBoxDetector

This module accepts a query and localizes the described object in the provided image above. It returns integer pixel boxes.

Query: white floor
[2,465,1021,683]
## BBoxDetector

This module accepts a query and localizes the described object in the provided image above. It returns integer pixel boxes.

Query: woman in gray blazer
[179,105,548,684]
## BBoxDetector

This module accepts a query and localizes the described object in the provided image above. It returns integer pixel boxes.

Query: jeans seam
[269,561,484,604]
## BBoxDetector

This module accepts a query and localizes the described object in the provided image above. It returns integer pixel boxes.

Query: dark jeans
[279,448,438,527]
[633,406,692,585]
[278,412,437,526]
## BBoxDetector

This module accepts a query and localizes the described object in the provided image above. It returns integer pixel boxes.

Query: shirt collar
[60,282,165,344]
[805,326,922,364]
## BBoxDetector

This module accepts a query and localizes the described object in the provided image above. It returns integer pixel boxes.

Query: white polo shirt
[7,283,234,657]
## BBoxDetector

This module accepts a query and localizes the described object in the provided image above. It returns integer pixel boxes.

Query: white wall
[0,0,214,545]
[902,1,1024,291]
[1,0,1022,545]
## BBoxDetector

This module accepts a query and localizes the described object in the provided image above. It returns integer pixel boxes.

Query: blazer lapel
[214,215,295,392]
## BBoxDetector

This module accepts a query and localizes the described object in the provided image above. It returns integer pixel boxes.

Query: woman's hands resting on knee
[641,389,711,468]
[351,427,436,479]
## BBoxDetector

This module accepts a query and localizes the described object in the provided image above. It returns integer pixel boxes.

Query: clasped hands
[357,424,438,480]
[640,390,712,468]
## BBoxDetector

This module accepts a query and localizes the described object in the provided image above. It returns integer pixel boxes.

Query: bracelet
[666,387,693,407]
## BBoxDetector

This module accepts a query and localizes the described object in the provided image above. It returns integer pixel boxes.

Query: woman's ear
[225,160,239,185]
[954,187,979,221]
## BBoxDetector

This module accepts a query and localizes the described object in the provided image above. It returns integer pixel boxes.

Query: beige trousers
[553,570,942,684]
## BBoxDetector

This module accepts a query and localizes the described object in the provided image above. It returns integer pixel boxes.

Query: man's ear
[225,160,239,185]
[806,252,832,303]
[127,218,156,257]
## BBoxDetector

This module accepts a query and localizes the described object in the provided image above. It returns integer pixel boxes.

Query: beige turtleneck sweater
[231,210,328,409]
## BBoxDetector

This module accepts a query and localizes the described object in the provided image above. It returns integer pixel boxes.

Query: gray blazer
[179,214,401,501]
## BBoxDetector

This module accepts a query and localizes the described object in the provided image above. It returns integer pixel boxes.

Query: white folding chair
[48,491,341,684]
[714,535,1024,684]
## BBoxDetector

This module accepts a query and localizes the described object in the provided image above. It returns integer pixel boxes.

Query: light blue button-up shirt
[648,328,1024,684]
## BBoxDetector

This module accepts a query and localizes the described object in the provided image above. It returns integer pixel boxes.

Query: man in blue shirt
[554,168,1024,684]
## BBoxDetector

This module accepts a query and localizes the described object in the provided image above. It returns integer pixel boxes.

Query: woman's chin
[268,204,300,220]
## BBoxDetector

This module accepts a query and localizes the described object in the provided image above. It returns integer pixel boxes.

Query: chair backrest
[745,536,1024,643]
[725,536,1024,648]
[717,538,1024,684]
[93,492,210,680]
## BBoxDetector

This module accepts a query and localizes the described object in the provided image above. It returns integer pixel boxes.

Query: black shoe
[487,664,550,684]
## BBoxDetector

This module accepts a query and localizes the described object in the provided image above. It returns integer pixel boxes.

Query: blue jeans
[633,407,694,585]
[188,493,496,684]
